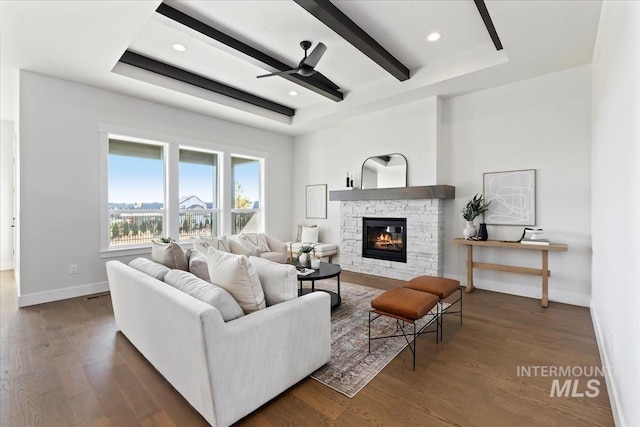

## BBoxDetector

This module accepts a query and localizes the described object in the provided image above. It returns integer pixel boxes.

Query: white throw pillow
[300,226,319,243]
[297,224,317,242]
[151,240,188,271]
[241,233,271,253]
[188,250,210,282]
[228,235,260,257]
[206,248,265,314]
[194,236,230,255]
[249,256,298,306]
[164,270,244,322]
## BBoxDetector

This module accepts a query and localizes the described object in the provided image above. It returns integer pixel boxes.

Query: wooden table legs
[462,243,551,307]
[465,245,475,294]
[541,250,549,308]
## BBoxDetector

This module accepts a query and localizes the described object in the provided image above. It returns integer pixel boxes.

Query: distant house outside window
[179,148,219,239]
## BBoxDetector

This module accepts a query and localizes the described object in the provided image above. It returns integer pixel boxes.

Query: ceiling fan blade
[302,42,327,68]
[305,71,340,91]
[257,69,299,79]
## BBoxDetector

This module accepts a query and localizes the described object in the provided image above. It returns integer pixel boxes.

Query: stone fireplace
[330,186,455,281]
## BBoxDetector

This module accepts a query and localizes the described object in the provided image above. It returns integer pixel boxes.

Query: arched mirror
[361,153,408,189]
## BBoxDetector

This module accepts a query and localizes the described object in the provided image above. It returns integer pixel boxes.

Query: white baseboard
[18,281,110,307]
[443,274,590,307]
[1,261,14,271]
[590,300,625,427]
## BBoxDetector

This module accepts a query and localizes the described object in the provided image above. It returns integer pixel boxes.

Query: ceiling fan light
[289,91,298,96]
[172,43,187,52]
[426,32,441,42]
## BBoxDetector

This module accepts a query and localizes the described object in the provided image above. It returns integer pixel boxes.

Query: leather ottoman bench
[403,276,462,340]
[369,287,439,370]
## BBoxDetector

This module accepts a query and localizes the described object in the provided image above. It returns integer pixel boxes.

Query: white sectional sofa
[106,258,331,427]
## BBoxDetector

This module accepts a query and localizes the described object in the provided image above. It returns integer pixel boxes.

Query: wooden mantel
[329,185,455,201]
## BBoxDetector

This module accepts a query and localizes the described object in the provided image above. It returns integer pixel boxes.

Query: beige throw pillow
[151,240,188,271]
[194,236,230,255]
[249,256,297,306]
[206,248,266,314]
[241,233,271,253]
[188,250,210,282]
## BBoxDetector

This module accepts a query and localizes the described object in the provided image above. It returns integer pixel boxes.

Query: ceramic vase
[462,221,477,239]
[298,253,310,267]
[477,223,488,241]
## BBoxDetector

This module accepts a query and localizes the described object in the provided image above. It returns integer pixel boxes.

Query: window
[103,133,265,252]
[179,148,218,239]
[231,156,262,234]
[108,139,165,247]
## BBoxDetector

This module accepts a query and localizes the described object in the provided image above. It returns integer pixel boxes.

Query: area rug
[309,280,440,398]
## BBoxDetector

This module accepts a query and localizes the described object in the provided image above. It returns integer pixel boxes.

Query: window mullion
[166,144,180,240]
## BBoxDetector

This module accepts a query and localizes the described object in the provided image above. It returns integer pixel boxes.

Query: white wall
[442,65,592,306]
[292,96,441,246]
[1,120,15,270]
[591,2,640,426]
[18,71,293,306]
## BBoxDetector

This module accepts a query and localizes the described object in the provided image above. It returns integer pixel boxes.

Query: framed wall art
[306,184,327,219]
[483,169,536,225]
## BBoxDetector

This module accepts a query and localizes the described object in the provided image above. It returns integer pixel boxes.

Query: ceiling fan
[257,41,339,90]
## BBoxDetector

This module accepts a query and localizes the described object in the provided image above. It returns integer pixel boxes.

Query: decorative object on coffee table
[298,244,314,267]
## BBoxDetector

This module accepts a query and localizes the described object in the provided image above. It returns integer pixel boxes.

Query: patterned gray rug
[309,280,439,398]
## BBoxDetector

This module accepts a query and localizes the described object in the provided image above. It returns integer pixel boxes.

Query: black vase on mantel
[477,223,488,241]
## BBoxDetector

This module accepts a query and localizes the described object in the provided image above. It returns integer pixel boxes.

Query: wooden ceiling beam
[156,3,343,102]
[118,51,295,117]
[293,0,410,81]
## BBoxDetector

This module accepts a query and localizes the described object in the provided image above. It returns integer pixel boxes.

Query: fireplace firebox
[362,217,407,263]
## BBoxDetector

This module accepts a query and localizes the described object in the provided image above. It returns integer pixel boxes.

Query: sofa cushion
[188,249,211,282]
[164,270,244,322]
[241,233,271,253]
[227,235,260,257]
[151,240,188,271]
[300,226,319,244]
[260,251,287,264]
[128,257,171,281]
[249,256,298,306]
[194,236,230,255]
[206,249,266,314]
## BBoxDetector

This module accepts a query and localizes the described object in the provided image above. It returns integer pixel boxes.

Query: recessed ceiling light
[426,32,441,42]
[289,91,298,96]
[172,43,187,52]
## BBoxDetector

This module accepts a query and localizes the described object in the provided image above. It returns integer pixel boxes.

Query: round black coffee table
[297,262,341,309]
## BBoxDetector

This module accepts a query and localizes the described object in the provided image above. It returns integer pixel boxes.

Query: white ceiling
[0,0,602,135]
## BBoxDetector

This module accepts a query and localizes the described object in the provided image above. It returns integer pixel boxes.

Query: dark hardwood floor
[1,269,613,426]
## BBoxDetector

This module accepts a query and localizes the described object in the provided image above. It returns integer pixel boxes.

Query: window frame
[99,124,268,258]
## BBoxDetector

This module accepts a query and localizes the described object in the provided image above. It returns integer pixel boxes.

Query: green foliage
[111,222,120,238]
[157,218,163,235]
[462,194,491,221]
[298,245,315,255]
[234,182,252,209]
[132,222,139,235]
[123,221,130,236]
[140,221,148,234]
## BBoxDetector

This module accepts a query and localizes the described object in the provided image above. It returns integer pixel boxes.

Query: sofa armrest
[265,234,288,258]
[203,291,331,426]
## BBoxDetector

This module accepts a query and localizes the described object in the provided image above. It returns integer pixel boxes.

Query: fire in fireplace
[362,217,407,263]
